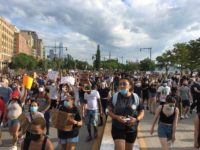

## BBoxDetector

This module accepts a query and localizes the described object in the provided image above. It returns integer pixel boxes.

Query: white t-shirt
[7,102,22,119]
[157,86,171,102]
[84,90,100,110]
[48,85,58,100]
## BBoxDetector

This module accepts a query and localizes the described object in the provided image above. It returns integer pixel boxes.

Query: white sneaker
[181,115,184,119]
[9,145,17,150]
[185,115,189,119]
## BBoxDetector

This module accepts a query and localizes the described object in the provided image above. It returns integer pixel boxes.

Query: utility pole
[121,56,124,64]
[109,51,111,60]
[140,47,152,60]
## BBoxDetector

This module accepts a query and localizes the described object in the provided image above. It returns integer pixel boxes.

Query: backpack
[112,92,140,108]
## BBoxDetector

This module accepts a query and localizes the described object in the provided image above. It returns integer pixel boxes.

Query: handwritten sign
[80,72,90,84]
[51,109,75,131]
[61,76,75,85]
[47,71,59,81]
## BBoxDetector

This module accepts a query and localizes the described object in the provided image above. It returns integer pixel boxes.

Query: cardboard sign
[51,109,75,131]
[61,76,75,85]
[18,113,29,134]
[47,71,59,81]
[80,72,90,84]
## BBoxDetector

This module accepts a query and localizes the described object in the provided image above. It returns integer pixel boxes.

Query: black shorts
[50,99,57,109]
[142,93,149,100]
[111,125,137,143]
[182,100,190,108]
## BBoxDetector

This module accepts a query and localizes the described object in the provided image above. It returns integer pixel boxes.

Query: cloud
[0,0,200,63]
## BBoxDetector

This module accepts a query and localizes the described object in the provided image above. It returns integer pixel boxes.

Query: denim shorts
[158,122,173,140]
[8,119,20,127]
[60,136,79,144]
[85,109,99,126]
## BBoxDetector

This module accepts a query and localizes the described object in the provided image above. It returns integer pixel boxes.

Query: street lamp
[140,47,152,60]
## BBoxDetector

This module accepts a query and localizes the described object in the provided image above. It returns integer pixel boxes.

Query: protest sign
[51,109,75,131]
[18,113,29,134]
[47,71,59,81]
[61,76,75,85]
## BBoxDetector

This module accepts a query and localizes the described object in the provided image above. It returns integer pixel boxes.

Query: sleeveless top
[159,105,175,124]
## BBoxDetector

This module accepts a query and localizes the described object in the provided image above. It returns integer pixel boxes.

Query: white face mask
[52,83,55,86]
[39,87,44,92]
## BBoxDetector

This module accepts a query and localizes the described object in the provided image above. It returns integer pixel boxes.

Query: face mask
[119,89,128,95]
[52,83,55,86]
[166,104,175,110]
[135,83,141,87]
[39,87,44,92]
[30,133,42,141]
[62,88,66,92]
[30,106,38,112]
[64,101,70,107]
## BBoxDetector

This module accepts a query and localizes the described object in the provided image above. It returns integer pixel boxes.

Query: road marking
[138,126,148,150]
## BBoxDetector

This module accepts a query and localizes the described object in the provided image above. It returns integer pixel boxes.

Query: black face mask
[30,133,42,141]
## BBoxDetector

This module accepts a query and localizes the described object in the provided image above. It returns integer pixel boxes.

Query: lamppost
[140,47,152,60]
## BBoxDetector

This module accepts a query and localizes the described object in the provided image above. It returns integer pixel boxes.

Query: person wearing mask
[179,79,192,119]
[108,78,144,150]
[141,79,150,110]
[36,85,51,135]
[25,100,44,137]
[78,83,85,118]
[194,112,200,149]
[84,85,103,142]
[7,89,27,150]
[150,95,179,150]
[98,82,110,125]
[48,81,58,109]
[21,117,54,150]
[133,79,142,100]
[57,94,83,150]
[157,82,171,105]
[190,75,200,114]
[58,84,72,104]
[149,83,157,114]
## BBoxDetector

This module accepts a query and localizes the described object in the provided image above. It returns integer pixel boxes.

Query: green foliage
[125,61,140,72]
[101,59,119,69]
[139,58,155,71]
[93,45,101,70]
[11,53,38,70]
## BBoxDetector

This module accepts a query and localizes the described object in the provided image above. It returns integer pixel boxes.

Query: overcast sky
[1,0,200,63]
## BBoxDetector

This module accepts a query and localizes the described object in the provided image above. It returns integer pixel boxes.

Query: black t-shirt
[109,93,144,130]
[58,105,81,139]
[142,83,149,94]
[98,88,110,99]
[79,89,85,99]
[134,86,142,97]
[191,82,200,100]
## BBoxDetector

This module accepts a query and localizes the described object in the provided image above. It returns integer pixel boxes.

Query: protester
[150,95,179,150]
[194,112,200,149]
[7,89,27,150]
[36,85,51,135]
[84,85,103,141]
[157,82,171,105]
[57,94,83,150]
[108,78,144,150]
[149,82,157,114]
[179,79,192,119]
[21,117,54,150]
[0,96,5,145]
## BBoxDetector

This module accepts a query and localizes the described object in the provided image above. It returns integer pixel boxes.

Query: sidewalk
[137,111,194,150]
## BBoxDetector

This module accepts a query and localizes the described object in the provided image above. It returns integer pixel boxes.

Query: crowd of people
[0,70,199,150]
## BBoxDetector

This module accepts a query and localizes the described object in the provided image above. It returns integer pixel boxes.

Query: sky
[1,0,200,63]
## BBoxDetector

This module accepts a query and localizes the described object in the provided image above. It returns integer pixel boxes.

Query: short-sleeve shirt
[0,87,12,103]
[84,90,100,110]
[157,86,171,102]
[58,104,81,139]
[179,86,190,101]
[108,93,144,130]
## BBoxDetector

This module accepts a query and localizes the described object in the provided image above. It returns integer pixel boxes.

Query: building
[59,42,64,58]
[14,32,31,55]
[0,17,16,71]
[20,30,44,59]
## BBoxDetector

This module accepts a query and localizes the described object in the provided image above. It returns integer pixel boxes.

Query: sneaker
[180,115,184,119]
[86,136,92,142]
[9,145,17,150]
[185,115,189,119]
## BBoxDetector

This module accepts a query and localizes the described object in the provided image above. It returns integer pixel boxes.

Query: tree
[156,50,173,74]
[93,45,101,70]
[139,58,155,71]
[11,53,38,70]
[125,61,140,72]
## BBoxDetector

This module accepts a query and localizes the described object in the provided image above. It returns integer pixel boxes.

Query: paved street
[0,111,195,150]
